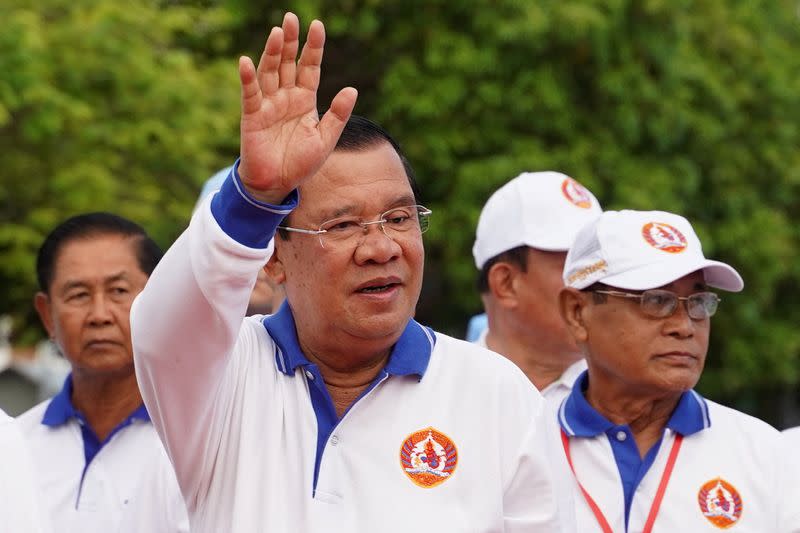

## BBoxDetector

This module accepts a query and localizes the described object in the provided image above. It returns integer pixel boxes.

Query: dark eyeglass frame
[590,289,721,320]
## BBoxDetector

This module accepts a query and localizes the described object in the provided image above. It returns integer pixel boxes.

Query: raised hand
[237,12,358,204]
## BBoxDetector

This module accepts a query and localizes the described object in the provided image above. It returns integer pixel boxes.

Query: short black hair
[36,212,162,294]
[278,113,420,239]
[476,245,530,294]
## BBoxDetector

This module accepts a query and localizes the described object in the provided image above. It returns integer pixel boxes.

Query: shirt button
[616,430,627,442]
[330,435,339,446]
[304,370,314,380]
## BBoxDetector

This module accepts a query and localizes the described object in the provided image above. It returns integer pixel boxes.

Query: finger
[256,26,283,96]
[239,56,262,116]
[318,87,358,150]
[296,19,325,92]
[278,12,300,88]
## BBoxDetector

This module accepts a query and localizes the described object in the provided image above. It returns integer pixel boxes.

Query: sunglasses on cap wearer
[589,289,721,320]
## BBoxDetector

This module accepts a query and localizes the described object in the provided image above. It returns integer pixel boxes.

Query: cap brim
[600,258,743,292]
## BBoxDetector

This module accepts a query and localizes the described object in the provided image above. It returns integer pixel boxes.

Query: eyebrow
[59,272,130,294]
[315,194,417,222]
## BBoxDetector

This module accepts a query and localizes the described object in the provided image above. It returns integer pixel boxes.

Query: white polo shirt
[783,426,800,444]
[17,376,188,533]
[475,329,587,404]
[0,408,50,533]
[556,371,800,532]
[131,163,571,533]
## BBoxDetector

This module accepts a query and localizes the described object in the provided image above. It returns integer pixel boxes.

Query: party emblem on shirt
[697,477,743,528]
[561,177,593,209]
[642,222,688,253]
[400,427,458,488]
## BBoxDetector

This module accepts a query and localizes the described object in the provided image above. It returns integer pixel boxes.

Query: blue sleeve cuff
[210,159,299,249]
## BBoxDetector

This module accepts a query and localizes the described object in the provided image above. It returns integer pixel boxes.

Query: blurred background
[2,0,800,426]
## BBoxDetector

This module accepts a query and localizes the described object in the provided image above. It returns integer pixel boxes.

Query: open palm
[238,13,357,205]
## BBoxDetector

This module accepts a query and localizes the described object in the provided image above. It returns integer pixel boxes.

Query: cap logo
[642,222,687,253]
[400,427,458,488]
[561,178,593,209]
[698,477,743,528]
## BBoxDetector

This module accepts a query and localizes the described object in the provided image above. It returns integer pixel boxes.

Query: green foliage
[3,0,800,416]
[0,0,240,342]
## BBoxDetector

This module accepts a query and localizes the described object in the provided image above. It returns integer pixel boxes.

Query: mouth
[656,352,698,362]
[355,277,402,294]
[85,339,122,349]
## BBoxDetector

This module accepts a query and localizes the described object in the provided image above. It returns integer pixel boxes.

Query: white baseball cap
[563,210,743,291]
[472,171,602,269]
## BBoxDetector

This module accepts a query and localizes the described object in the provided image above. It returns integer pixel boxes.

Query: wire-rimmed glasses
[277,205,432,250]
[590,289,721,320]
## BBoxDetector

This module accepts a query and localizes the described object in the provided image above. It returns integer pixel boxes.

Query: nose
[87,294,114,326]
[662,299,696,338]
[353,222,401,264]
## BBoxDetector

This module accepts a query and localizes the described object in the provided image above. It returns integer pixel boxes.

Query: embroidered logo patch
[698,478,743,528]
[642,222,688,253]
[400,427,458,488]
[561,177,593,209]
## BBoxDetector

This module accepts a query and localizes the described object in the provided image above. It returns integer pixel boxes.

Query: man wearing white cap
[557,209,800,532]
[472,171,601,403]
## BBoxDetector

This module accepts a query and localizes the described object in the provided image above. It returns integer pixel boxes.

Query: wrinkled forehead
[50,234,144,286]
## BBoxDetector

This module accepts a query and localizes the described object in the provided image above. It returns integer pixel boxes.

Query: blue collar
[42,374,150,427]
[558,371,711,438]
[264,301,434,379]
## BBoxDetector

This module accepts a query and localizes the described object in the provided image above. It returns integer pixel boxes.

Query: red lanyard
[560,429,683,533]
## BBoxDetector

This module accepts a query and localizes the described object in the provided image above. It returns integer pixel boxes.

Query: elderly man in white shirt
[17,212,188,533]
[556,209,800,532]
[131,12,570,533]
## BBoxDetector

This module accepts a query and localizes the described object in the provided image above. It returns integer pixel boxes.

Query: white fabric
[783,425,800,444]
[563,210,743,291]
[0,409,50,533]
[554,401,800,532]
[472,171,601,268]
[539,359,587,405]
[474,331,586,406]
[16,402,188,533]
[131,201,572,533]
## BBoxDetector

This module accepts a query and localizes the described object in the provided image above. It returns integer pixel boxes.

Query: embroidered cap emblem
[642,222,688,253]
[698,478,743,528]
[400,427,458,488]
[561,178,593,209]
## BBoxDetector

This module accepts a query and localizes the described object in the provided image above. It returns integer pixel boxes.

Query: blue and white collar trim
[558,370,710,438]
[42,374,150,427]
[264,301,434,379]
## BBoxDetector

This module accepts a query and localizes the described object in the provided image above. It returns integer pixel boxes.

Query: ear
[264,245,286,285]
[34,292,56,339]
[486,262,520,308]
[559,287,589,343]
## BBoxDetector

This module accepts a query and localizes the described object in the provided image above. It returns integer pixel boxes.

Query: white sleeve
[0,413,52,533]
[501,383,576,532]
[131,165,293,507]
[779,429,800,532]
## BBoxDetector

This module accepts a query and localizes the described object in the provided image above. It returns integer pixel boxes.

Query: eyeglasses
[277,205,432,250]
[591,289,721,320]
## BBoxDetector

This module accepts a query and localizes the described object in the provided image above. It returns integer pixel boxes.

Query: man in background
[17,212,188,533]
[472,171,601,404]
